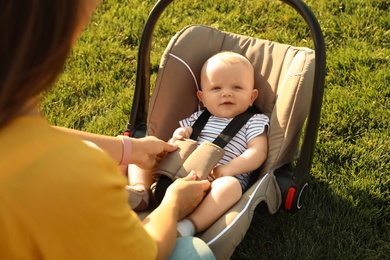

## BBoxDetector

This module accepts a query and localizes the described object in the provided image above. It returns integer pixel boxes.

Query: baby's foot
[126,185,149,212]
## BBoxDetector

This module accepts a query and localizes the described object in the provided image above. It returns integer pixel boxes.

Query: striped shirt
[180,110,269,190]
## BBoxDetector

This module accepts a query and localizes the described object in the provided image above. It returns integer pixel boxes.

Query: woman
[0,0,213,259]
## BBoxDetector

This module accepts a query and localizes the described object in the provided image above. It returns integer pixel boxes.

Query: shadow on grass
[231,177,389,260]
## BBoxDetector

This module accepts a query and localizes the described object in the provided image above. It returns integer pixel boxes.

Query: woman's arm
[54,126,177,169]
[212,132,268,178]
[142,172,210,260]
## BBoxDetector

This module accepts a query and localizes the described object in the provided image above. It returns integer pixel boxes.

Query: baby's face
[198,59,258,118]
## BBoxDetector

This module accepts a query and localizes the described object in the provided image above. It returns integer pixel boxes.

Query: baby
[171,51,269,236]
[127,52,269,237]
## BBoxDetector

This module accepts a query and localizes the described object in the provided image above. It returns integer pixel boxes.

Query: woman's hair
[0,0,82,128]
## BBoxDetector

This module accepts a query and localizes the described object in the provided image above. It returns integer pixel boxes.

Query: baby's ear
[197,90,204,102]
[250,89,258,104]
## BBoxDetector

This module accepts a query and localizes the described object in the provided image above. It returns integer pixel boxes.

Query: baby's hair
[200,51,255,90]
[206,51,254,71]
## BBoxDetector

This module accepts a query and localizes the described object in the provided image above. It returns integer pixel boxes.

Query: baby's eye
[233,86,242,90]
[212,86,221,90]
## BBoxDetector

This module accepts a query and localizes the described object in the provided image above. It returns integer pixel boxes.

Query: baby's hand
[210,165,232,179]
[170,126,193,144]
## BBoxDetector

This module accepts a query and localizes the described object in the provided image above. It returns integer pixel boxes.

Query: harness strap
[189,106,260,148]
[189,109,211,140]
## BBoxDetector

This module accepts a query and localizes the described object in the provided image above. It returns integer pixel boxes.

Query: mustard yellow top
[0,116,157,259]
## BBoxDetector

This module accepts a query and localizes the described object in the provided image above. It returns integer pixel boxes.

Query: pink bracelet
[118,135,132,165]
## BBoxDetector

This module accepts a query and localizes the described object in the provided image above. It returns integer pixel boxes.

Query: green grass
[41,0,389,259]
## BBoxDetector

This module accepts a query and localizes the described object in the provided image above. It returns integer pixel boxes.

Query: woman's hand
[130,136,178,169]
[143,171,210,259]
[163,171,210,220]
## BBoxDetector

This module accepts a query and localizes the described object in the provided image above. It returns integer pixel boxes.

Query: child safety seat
[125,2,326,258]
[129,24,319,259]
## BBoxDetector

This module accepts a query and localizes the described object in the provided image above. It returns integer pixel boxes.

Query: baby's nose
[222,89,233,96]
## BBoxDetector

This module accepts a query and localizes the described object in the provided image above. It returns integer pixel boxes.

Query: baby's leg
[128,164,154,187]
[182,176,242,234]
[126,164,154,211]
